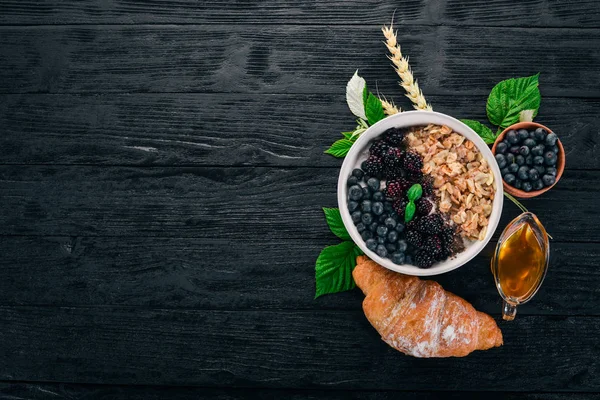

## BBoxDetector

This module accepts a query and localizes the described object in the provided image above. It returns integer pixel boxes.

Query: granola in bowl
[406,124,495,241]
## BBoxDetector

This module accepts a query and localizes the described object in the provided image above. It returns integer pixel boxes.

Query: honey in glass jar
[491,212,549,321]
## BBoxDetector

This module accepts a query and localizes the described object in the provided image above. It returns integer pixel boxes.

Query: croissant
[353,256,503,358]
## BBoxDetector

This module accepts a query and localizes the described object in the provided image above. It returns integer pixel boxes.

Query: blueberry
[528,168,539,181]
[405,255,413,265]
[372,191,384,202]
[550,144,559,154]
[544,151,557,166]
[395,223,405,233]
[501,167,510,176]
[545,132,558,146]
[506,130,519,144]
[534,128,547,141]
[546,167,557,176]
[516,155,525,166]
[542,174,556,186]
[361,200,372,213]
[361,213,373,225]
[528,130,536,139]
[534,165,545,174]
[510,146,520,154]
[518,166,530,180]
[519,146,530,156]
[383,201,394,213]
[352,168,364,180]
[517,129,529,141]
[533,156,544,165]
[525,155,533,165]
[349,185,363,201]
[532,179,544,190]
[388,230,399,243]
[347,176,358,186]
[391,252,406,265]
[532,144,545,156]
[360,160,368,171]
[351,211,362,223]
[514,179,523,189]
[385,243,397,253]
[348,202,358,213]
[506,153,516,164]
[508,163,519,173]
[523,139,535,149]
[384,217,397,229]
[362,187,371,200]
[522,182,533,192]
[496,142,508,154]
[495,154,507,169]
[356,222,366,233]
[366,238,378,251]
[369,222,379,232]
[378,213,388,224]
[504,173,516,185]
[361,230,373,241]
[372,202,384,216]
[376,225,389,237]
[367,177,380,191]
[376,245,388,258]
[396,240,408,253]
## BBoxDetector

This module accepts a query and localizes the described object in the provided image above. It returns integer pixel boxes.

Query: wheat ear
[382,24,432,111]
[379,96,400,115]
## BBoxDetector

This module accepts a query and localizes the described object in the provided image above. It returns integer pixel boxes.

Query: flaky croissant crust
[353,256,503,358]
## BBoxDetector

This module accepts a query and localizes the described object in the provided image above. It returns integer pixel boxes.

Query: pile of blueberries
[347,169,410,265]
[494,127,560,192]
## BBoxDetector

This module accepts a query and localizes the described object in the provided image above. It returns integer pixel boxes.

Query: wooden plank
[0,236,597,316]
[0,382,597,400]
[0,166,597,241]
[1,306,598,391]
[0,0,598,27]
[0,26,598,97]
[1,94,597,169]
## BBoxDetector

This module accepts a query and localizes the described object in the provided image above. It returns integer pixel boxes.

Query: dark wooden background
[0,1,599,399]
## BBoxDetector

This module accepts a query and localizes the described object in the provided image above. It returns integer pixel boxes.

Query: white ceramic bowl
[337,111,504,276]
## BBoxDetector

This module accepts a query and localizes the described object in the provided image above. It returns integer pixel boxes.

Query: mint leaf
[461,119,497,144]
[323,207,350,240]
[365,92,385,125]
[407,184,422,202]
[486,74,541,129]
[404,201,416,223]
[315,241,362,298]
[325,139,354,158]
[346,71,367,120]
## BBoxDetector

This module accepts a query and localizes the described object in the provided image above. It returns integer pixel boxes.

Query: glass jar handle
[502,301,517,321]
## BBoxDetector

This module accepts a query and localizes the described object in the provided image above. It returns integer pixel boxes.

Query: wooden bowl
[491,121,565,198]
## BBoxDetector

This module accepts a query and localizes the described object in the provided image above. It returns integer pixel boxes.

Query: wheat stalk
[382,24,432,111]
[379,96,400,115]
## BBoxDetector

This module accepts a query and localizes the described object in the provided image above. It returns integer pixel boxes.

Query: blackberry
[385,178,411,198]
[439,226,455,248]
[414,214,444,235]
[423,235,443,259]
[363,155,384,177]
[383,127,407,146]
[421,176,434,197]
[406,229,424,248]
[393,198,408,218]
[383,148,405,177]
[416,198,433,216]
[369,140,390,158]
[402,151,423,177]
[414,251,435,268]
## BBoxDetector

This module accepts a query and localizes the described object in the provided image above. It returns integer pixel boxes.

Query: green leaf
[325,139,354,158]
[365,92,385,125]
[315,242,362,298]
[323,208,351,241]
[407,184,423,202]
[404,201,416,223]
[461,119,497,144]
[486,74,541,129]
[341,131,354,140]
[363,86,369,110]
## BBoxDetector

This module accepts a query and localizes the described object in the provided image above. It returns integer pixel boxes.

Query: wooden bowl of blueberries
[491,122,565,198]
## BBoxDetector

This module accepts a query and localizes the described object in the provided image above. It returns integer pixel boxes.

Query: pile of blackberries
[494,127,560,192]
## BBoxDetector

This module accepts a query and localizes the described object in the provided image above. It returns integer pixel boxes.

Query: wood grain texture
[0,26,599,96]
[1,94,598,168]
[0,0,598,27]
[1,382,597,400]
[0,166,597,241]
[0,236,598,316]
[1,306,598,391]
